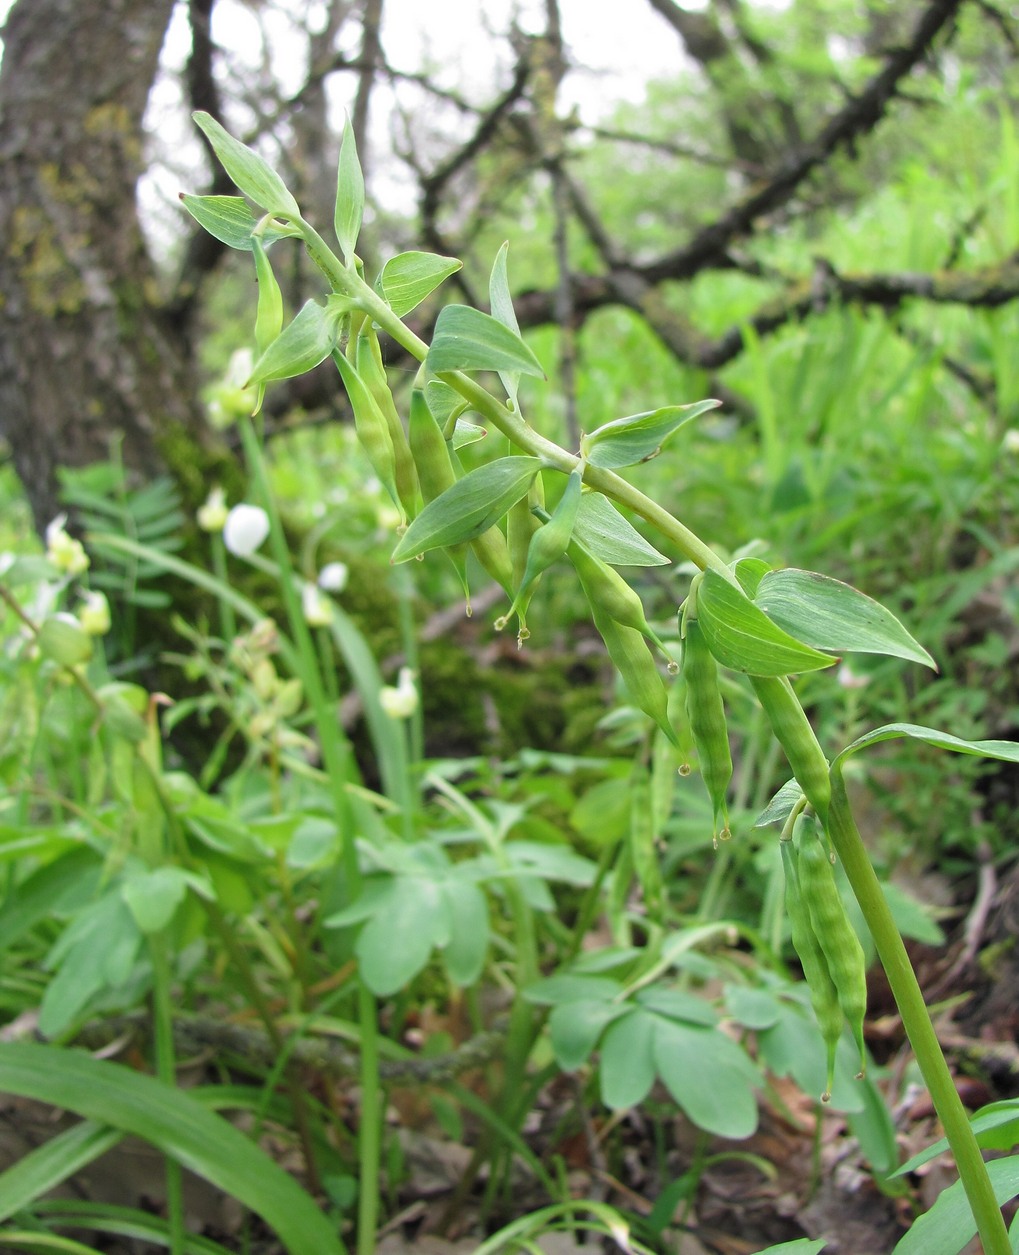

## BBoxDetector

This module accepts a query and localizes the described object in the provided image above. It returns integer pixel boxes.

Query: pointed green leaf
[891,1155,1019,1255]
[755,569,936,669]
[0,1044,346,1255]
[178,195,301,250]
[582,399,721,470]
[424,380,469,431]
[247,299,339,386]
[427,305,545,379]
[380,251,462,316]
[696,568,836,675]
[734,556,772,597]
[334,113,365,263]
[390,456,542,562]
[192,112,300,219]
[452,418,487,449]
[833,723,1019,769]
[0,1119,123,1223]
[489,241,522,407]
[572,491,670,566]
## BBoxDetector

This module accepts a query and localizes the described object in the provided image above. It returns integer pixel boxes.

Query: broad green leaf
[581,399,721,470]
[734,556,771,597]
[725,985,783,1030]
[380,251,462,316]
[572,491,670,566]
[502,839,597,886]
[427,305,545,379]
[0,848,101,951]
[0,1120,123,1222]
[0,1044,346,1255]
[548,999,627,1072]
[523,973,623,1006]
[247,299,339,386]
[192,112,300,219]
[121,866,210,934]
[891,1154,1019,1255]
[652,1018,760,1138]
[755,569,936,669]
[847,1073,902,1179]
[178,195,302,250]
[834,723,1019,768]
[356,876,448,995]
[635,986,717,1026]
[696,567,836,675]
[334,113,364,263]
[390,456,542,562]
[599,1009,656,1109]
[441,879,489,986]
[489,241,522,406]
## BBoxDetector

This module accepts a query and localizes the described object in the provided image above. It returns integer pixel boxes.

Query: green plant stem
[149,934,185,1255]
[356,983,381,1255]
[827,765,1010,1255]
[210,535,237,644]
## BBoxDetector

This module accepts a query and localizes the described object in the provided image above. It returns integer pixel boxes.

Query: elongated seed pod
[629,757,663,916]
[781,826,842,1102]
[566,539,671,659]
[683,616,732,843]
[251,235,284,415]
[332,349,403,522]
[750,675,831,824]
[591,604,679,747]
[498,469,583,642]
[798,818,867,1078]
[407,389,470,601]
[356,327,420,516]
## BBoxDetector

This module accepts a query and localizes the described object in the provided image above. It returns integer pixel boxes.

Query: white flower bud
[318,561,349,593]
[223,504,270,557]
[197,486,229,533]
[78,589,111,636]
[379,666,418,719]
[302,581,334,627]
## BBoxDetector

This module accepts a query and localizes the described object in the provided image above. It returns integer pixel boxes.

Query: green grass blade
[0,1044,345,1255]
[0,1120,123,1222]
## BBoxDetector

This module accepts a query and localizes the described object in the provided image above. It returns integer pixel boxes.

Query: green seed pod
[250,235,284,415]
[332,348,404,524]
[629,757,663,916]
[591,604,679,747]
[797,816,868,1079]
[781,824,842,1102]
[566,538,672,661]
[683,615,732,844]
[498,468,582,644]
[750,675,831,825]
[408,389,471,602]
[356,326,420,516]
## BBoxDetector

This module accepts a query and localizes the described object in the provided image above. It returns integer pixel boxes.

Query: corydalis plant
[182,109,1019,1255]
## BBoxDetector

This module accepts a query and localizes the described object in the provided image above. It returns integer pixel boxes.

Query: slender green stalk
[356,983,382,1255]
[210,534,237,644]
[149,935,185,1255]
[827,766,1010,1255]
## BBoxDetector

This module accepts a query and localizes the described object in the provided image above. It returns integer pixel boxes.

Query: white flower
[223,504,270,556]
[318,561,348,593]
[1003,429,1019,454]
[45,514,89,575]
[197,486,229,533]
[379,666,418,719]
[78,589,111,636]
[837,663,871,690]
[301,581,334,627]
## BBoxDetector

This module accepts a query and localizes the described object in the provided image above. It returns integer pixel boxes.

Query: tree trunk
[0,0,211,531]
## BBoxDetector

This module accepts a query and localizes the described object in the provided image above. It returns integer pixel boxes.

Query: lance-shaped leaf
[833,723,1019,769]
[247,299,341,386]
[489,241,522,407]
[754,569,936,669]
[334,113,364,264]
[573,491,670,567]
[696,567,836,675]
[499,468,583,635]
[581,399,721,470]
[193,111,300,219]
[424,380,469,433]
[427,305,545,379]
[391,457,543,562]
[178,194,302,250]
[380,251,462,316]
[452,419,487,449]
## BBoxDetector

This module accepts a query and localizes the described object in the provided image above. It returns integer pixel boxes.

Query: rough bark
[0,0,211,530]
